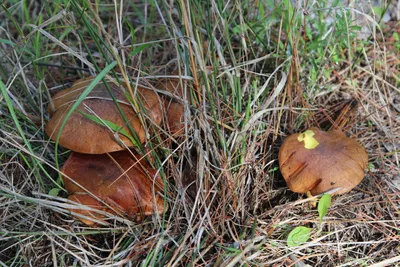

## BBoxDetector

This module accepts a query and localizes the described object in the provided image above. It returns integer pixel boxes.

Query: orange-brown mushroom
[156,78,189,136]
[278,127,368,195]
[67,194,111,226]
[45,77,163,154]
[63,150,166,225]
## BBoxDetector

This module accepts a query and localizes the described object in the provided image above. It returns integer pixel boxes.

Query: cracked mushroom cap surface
[63,150,166,225]
[278,127,368,195]
[45,77,162,154]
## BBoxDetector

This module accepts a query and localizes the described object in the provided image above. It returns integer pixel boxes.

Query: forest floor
[0,1,399,266]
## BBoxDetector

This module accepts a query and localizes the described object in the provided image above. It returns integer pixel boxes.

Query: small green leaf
[367,162,375,171]
[215,244,241,254]
[48,188,61,197]
[268,166,279,173]
[129,43,152,56]
[287,226,312,247]
[318,194,332,221]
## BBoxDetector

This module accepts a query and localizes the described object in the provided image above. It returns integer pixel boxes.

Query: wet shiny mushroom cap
[278,127,368,195]
[67,194,111,226]
[63,150,166,224]
[45,77,163,154]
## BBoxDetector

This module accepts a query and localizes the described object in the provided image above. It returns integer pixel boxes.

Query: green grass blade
[78,110,139,148]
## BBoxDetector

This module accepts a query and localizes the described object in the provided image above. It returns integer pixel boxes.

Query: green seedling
[318,194,332,222]
[287,194,332,247]
[287,226,312,247]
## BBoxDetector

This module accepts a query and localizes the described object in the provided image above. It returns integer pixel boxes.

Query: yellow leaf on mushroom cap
[297,129,320,149]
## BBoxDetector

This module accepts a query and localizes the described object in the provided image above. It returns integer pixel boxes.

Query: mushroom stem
[306,191,317,207]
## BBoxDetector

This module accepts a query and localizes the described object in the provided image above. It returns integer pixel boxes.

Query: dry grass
[0,1,399,266]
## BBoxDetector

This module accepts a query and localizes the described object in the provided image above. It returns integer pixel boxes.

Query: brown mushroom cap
[163,101,185,135]
[45,77,162,154]
[278,127,368,195]
[156,78,188,136]
[63,150,166,224]
[67,194,111,226]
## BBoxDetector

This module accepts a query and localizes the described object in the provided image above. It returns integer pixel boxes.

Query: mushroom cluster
[46,77,186,225]
[278,127,368,196]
